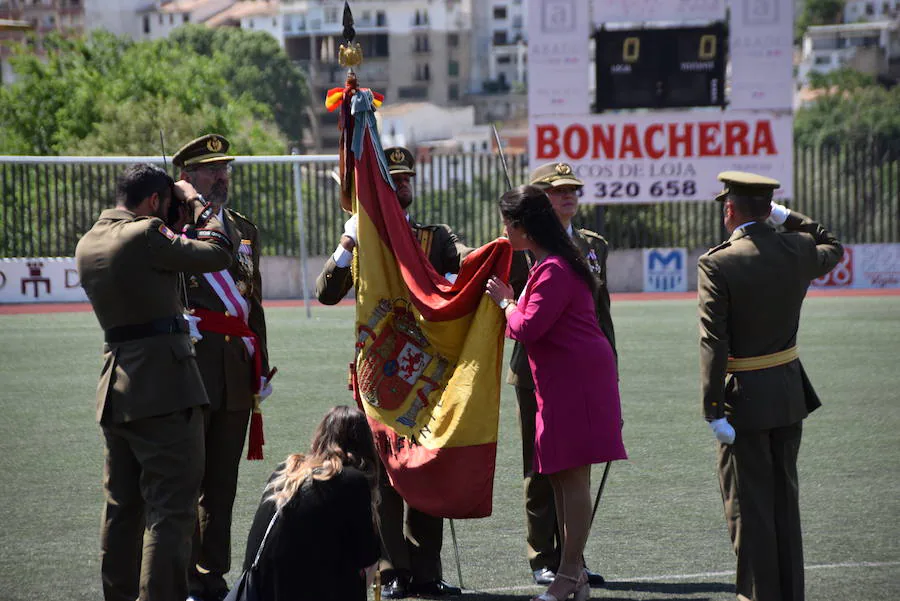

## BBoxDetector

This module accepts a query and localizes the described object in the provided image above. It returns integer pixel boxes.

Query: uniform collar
[728,220,771,242]
[100,207,137,220]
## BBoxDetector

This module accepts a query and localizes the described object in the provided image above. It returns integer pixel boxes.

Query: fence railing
[1,141,898,258]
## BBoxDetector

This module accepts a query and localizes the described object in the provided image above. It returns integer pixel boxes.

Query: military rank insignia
[158,223,177,240]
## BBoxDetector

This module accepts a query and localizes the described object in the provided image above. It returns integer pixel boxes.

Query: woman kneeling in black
[242,405,381,601]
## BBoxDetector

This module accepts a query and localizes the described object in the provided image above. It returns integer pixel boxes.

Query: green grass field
[1,296,898,601]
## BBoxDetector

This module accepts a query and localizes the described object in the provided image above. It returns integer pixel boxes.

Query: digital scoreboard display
[594,24,727,111]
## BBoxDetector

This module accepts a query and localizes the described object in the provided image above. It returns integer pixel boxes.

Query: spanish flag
[348,90,511,518]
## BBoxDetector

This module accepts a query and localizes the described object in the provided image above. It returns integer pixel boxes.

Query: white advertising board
[643,248,689,292]
[0,257,88,304]
[728,0,794,110]
[527,0,592,116]
[529,110,793,203]
[592,0,726,24]
[812,244,900,289]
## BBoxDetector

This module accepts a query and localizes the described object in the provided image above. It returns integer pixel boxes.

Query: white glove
[343,213,359,243]
[258,376,273,402]
[444,272,458,284]
[184,312,203,342]
[767,202,790,227]
[709,417,735,444]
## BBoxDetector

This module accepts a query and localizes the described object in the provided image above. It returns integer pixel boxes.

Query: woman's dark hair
[499,185,596,297]
[266,405,380,509]
[116,163,174,210]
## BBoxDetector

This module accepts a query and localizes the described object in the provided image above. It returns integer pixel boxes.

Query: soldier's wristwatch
[498,298,512,310]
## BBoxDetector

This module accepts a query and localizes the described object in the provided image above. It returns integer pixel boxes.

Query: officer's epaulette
[705,241,731,256]
[577,228,607,241]
[227,208,257,228]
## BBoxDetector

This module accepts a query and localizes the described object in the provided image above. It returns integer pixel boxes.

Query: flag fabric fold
[348,89,511,518]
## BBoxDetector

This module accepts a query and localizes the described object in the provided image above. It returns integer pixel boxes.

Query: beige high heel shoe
[531,570,590,601]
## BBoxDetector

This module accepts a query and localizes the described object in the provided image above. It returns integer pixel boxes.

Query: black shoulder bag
[224,510,280,601]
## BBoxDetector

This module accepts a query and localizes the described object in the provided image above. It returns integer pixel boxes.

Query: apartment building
[281,0,473,151]
[844,0,900,22]
[0,0,85,83]
[798,19,900,84]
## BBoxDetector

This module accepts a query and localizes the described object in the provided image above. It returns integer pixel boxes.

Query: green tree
[169,25,310,148]
[796,0,845,39]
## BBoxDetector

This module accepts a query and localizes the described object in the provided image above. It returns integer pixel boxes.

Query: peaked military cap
[715,170,780,202]
[529,161,584,189]
[384,146,416,176]
[172,134,235,169]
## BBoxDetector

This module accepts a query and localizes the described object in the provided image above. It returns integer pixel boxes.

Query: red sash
[193,308,265,460]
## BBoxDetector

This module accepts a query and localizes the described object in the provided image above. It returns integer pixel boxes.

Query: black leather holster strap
[104,316,187,343]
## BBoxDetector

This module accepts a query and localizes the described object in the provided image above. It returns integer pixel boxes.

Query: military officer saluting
[172,134,272,601]
[76,163,233,601]
[507,161,614,588]
[317,146,466,599]
[698,171,843,601]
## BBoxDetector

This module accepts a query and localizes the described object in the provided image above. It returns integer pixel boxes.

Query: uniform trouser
[377,467,444,583]
[718,421,804,601]
[101,406,204,601]
[189,406,251,596]
[514,385,562,572]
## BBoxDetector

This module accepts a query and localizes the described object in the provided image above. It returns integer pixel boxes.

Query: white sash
[203,269,255,357]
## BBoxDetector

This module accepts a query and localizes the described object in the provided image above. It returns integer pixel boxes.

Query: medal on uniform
[587,249,600,273]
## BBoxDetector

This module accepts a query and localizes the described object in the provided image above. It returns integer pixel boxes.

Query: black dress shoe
[583,568,605,587]
[381,575,411,599]
[532,567,556,585]
[409,579,462,596]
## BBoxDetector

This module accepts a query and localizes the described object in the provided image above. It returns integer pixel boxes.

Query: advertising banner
[527,0,592,116]
[530,110,793,203]
[643,248,688,292]
[0,258,87,304]
[592,0,726,24]
[728,0,794,110]
[812,244,900,289]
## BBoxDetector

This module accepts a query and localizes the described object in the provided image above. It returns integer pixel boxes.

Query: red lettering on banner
[725,121,750,156]
[698,122,721,156]
[533,120,779,160]
[813,247,853,287]
[563,125,588,159]
[619,125,643,159]
[752,121,777,155]
[536,125,560,159]
[669,123,694,157]
[644,124,665,159]
[592,124,614,158]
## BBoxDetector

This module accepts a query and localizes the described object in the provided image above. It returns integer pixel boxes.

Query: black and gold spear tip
[342,1,355,43]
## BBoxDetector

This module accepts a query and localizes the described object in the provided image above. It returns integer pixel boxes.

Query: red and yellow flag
[348,92,511,519]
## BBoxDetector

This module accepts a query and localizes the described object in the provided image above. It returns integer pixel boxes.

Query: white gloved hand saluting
[258,376,273,402]
[709,417,736,444]
[184,312,203,342]
[767,202,791,227]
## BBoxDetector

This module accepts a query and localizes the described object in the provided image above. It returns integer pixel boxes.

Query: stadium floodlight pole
[491,123,513,191]
[589,461,612,529]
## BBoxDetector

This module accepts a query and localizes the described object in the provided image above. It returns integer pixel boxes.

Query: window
[416,64,431,81]
[415,34,430,53]
[248,19,254,28]
[448,33,459,47]
[183,14,189,23]
[493,30,508,45]
[449,83,459,100]
[169,14,174,25]
[814,55,832,65]
[865,2,874,14]
[493,6,507,19]
[158,14,163,24]
[143,15,150,33]
[448,60,459,76]
[497,55,511,64]
[398,86,428,100]
[512,16,523,29]
[376,11,386,26]
[325,7,339,23]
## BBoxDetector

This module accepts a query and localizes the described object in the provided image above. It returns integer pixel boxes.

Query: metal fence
[1,142,898,258]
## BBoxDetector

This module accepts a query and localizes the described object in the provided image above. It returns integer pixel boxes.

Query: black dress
[242,465,380,601]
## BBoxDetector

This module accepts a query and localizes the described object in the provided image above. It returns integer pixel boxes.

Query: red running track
[1,288,898,315]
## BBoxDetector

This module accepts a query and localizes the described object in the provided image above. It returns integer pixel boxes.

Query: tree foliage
[796,0,846,39]
[795,69,900,147]
[0,28,308,156]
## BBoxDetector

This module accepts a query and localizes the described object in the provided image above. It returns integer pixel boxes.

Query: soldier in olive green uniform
[75,163,233,601]
[173,135,271,601]
[316,147,465,599]
[698,171,843,601]
[507,162,615,587]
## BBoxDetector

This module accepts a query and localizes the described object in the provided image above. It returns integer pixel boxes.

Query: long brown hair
[266,405,380,510]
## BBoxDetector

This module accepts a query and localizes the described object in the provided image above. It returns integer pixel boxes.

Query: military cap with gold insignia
[384,146,416,176]
[529,161,584,189]
[172,134,235,169]
[715,170,780,202]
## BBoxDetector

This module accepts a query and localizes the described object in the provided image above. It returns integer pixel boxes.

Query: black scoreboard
[593,24,727,111]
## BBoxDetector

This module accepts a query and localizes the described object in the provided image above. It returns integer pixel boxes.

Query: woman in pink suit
[486,186,626,601]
